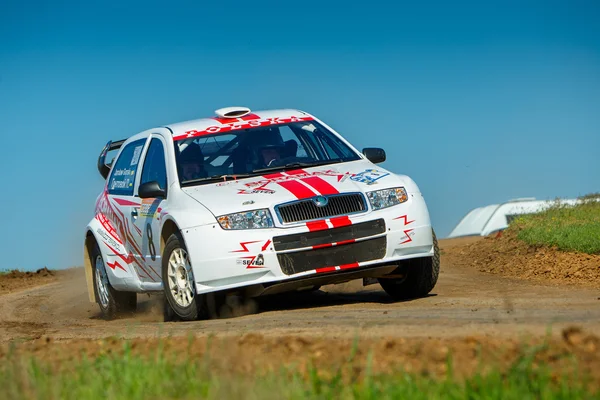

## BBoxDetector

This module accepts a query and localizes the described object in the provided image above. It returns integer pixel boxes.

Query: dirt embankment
[443,231,600,288]
[4,326,600,385]
[0,268,59,295]
[1,238,600,383]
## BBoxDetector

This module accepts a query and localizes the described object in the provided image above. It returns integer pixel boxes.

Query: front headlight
[217,209,274,230]
[367,187,408,211]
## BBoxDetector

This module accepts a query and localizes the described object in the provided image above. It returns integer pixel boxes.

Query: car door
[105,137,160,283]
[132,136,168,279]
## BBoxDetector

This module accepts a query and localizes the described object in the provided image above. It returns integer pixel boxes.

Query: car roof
[166,109,312,140]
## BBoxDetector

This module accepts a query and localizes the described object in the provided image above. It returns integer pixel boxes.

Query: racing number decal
[146,223,157,261]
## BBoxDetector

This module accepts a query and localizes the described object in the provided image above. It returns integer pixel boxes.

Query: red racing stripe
[241,113,260,121]
[300,176,339,196]
[284,169,307,176]
[213,117,235,124]
[277,180,315,199]
[113,198,141,207]
[306,220,329,232]
[263,172,284,179]
[312,239,355,250]
[339,262,360,271]
[312,243,333,250]
[315,266,337,274]
[330,216,352,228]
[262,171,315,200]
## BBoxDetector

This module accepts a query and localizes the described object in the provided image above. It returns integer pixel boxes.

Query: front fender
[162,189,218,230]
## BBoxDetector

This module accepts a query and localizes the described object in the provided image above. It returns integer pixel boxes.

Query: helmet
[179,142,203,164]
[178,142,207,180]
[248,127,285,150]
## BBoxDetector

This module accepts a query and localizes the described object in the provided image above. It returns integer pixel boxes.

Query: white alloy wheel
[95,255,110,309]
[167,248,195,307]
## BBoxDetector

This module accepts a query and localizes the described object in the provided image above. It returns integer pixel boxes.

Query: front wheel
[378,229,440,300]
[162,233,204,321]
[92,243,136,320]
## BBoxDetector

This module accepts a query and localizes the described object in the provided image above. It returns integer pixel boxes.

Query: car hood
[181,160,417,217]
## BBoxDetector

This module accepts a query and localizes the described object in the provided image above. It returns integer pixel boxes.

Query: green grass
[1,344,596,400]
[509,196,600,255]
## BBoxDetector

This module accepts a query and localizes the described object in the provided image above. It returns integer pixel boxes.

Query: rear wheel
[378,229,440,300]
[162,233,205,321]
[92,243,136,320]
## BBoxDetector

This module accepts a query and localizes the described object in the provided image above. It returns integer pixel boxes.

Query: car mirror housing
[362,148,386,164]
[139,181,166,199]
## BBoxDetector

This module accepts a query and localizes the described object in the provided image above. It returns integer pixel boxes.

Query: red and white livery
[84,107,440,320]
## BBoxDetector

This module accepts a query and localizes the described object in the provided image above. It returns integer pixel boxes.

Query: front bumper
[182,192,433,295]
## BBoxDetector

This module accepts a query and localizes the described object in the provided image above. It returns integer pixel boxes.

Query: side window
[323,133,356,159]
[140,138,167,191]
[304,130,355,160]
[107,139,146,196]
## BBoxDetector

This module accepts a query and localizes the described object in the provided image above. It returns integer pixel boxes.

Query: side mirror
[139,181,166,199]
[362,148,386,164]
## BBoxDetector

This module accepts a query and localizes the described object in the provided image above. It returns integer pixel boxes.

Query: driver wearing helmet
[250,127,286,168]
[179,142,207,181]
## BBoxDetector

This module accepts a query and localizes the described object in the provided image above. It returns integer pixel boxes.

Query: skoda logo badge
[313,196,328,207]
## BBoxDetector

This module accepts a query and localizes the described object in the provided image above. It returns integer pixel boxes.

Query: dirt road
[2,239,599,344]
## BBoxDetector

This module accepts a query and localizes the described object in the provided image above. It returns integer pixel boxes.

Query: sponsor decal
[96,228,120,250]
[400,230,416,244]
[235,169,350,200]
[237,187,275,195]
[231,240,271,269]
[237,254,265,267]
[393,214,415,244]
[350,169,390,185]
[109,168,137,190]
[140,198,160,218]
[130,145,143,166]
[245,169,348,189]
[174,116,315,141]
[107,260,127,272]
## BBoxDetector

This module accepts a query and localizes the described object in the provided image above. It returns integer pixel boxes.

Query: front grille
[276,193,366,224]
[273,219,386,251]
[277,236,387,275]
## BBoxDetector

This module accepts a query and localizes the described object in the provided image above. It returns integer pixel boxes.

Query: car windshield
[174,120,360,186]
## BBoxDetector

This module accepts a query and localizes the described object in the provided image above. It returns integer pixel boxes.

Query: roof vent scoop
[215,106,251,119]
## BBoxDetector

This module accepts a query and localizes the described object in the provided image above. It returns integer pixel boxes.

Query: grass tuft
[1,344,597,400]
[508,198,600,255]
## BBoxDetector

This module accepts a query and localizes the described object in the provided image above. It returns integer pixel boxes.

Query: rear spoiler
[97,139,126,179]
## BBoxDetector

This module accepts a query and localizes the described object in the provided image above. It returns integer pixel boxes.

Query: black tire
[91,243,137,320]
[378,229,440,300]
[162,232,205,321]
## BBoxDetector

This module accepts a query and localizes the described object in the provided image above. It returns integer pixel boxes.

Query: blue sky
[1,1,598,270]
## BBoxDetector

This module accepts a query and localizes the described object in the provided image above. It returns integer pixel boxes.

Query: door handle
[131,208,138,219]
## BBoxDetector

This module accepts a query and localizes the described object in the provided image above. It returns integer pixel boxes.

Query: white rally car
[84,107,440,320]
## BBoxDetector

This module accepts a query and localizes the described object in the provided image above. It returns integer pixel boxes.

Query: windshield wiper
[181,174,253,186]
[253,160,343,174]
